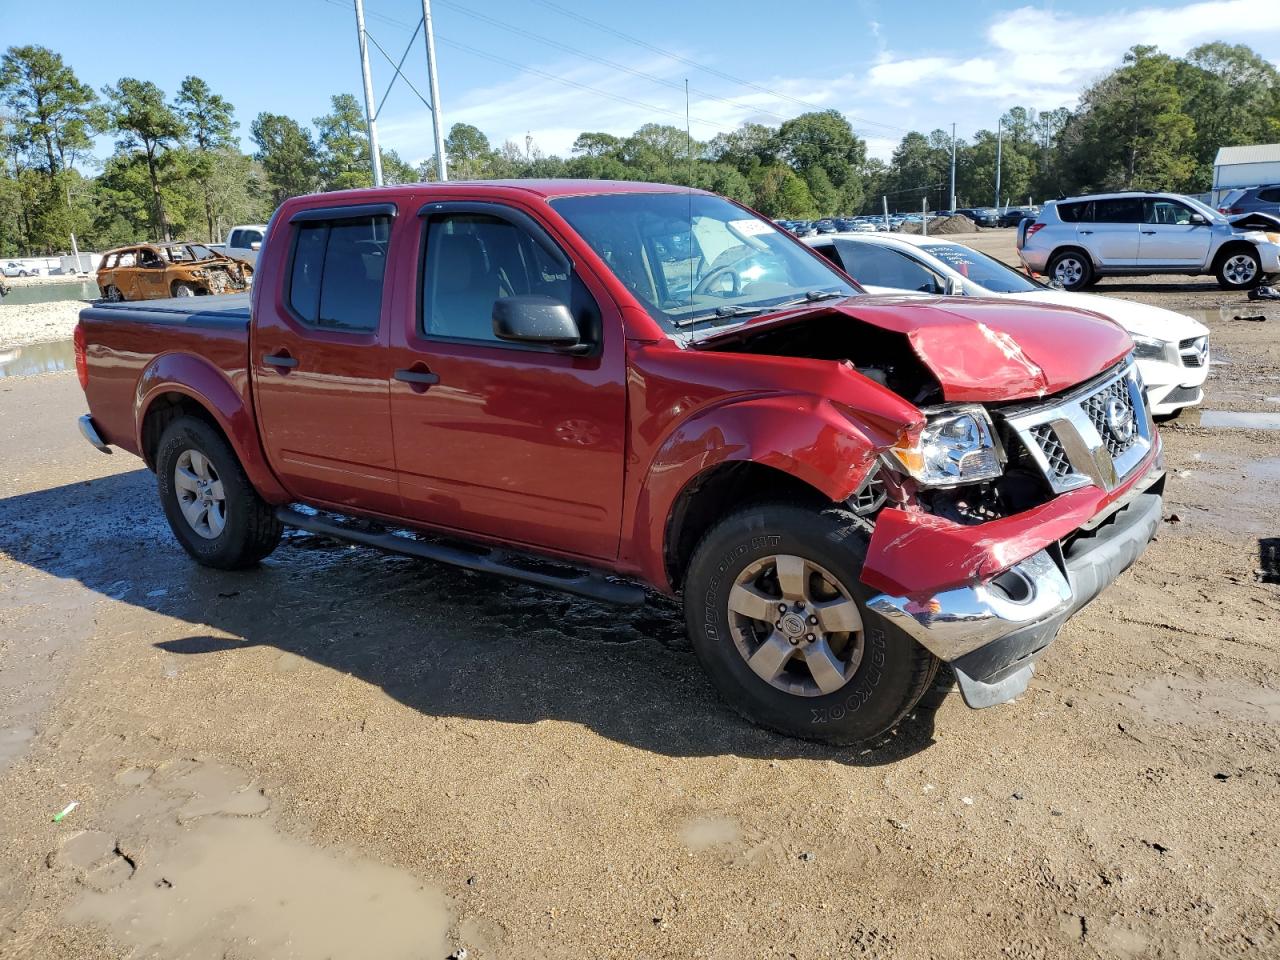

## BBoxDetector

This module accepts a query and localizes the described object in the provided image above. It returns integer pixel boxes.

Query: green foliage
[4,40,1280,256]
[251,112,319,206]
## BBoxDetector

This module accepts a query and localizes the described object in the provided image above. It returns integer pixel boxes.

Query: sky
[7,0,1280,167]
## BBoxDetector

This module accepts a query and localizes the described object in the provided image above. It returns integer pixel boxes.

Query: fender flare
[134,352,289,502]
[627,393,900,591]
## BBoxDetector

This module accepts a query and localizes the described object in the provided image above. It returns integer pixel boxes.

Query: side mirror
[943,276,962,296]
[1189,213,1208,226]
[492,295,585,353]
[250,241,262,251]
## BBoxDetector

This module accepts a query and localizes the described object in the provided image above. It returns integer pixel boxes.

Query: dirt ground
[0,232,1277,959]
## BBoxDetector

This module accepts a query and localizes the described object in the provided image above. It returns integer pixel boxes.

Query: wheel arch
[1048,244,1097,270]
[1211,239,1260,272]
[135,354,289,502]
[628,394,890,594]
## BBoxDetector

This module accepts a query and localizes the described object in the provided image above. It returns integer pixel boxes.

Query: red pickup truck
[75,180,1164,744]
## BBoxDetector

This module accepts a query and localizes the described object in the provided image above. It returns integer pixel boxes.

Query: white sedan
[805,232,1210,418]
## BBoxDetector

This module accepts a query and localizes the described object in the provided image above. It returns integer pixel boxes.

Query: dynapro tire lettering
[702,536,781,641]
[810,629,886,723]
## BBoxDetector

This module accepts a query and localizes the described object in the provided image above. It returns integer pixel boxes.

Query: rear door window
[287,214,391,332]
[1093,198,1143,223]
[1257,187,1280,203]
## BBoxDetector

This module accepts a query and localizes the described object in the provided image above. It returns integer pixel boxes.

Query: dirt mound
[899,214,977,235]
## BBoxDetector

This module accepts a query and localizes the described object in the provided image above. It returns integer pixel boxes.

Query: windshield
[549,192,856,333]
[917,243,1041,293]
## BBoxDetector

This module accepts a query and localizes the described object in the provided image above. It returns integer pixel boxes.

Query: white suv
[1017,192,1280,291]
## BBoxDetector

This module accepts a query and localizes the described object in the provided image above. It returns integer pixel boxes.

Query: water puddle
[0,339,75,377]
[1199,410,1280,430]
[59,759,451,960]
[0,279,99,304]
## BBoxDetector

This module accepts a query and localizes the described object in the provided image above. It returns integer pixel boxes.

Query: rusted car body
[96,242,253,302]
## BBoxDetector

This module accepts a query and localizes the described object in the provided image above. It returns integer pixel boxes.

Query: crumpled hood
[828,295,1133,402]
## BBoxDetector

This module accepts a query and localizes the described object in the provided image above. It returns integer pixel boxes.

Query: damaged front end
[859,360,1165,707]
[695,304,1163,708]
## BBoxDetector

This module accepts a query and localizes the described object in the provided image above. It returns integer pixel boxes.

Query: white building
[1212,143,1280,204]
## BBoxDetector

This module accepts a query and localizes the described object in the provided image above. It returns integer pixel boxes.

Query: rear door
[1080,198,1141,265]
[1138,198,1212,266]
[251,201,403,515]
[387,199,627,560]
[111,249,143,300]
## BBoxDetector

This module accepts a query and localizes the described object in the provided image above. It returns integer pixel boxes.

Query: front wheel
[1216,249,1261,290]
[156,415,282,569]
[683,503,938,744]
[172,282,197,297]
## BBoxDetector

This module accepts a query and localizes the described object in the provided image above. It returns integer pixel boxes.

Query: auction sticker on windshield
[730,219,774,237]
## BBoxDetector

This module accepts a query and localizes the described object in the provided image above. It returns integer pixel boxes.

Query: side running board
[275,507,646,607]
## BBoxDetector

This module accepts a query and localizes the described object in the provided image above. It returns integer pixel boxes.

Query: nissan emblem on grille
[1104,396,1135,444]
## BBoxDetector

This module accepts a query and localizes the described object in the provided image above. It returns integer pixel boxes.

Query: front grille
[1030,424,1073,478]
[1179,336,1208,368]
[997,362,1153,495]
[1082,378,1139,459]
[1164,384,1201,404]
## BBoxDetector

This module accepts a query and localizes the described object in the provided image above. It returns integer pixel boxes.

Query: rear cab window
[286,210,392,333]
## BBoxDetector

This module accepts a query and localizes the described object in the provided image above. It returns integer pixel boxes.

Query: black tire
[1047,249,1094,290]
[1215,247,1262,290]
[156,415,282,569]
[104,285,123,302]
[683,503,939,745]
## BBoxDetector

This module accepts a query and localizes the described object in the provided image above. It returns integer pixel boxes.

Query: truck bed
[78,294,253,459]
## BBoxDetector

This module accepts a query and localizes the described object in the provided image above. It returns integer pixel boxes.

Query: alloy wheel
[174,448,226,540]
[1053,257,1085,286]
[1223,253,1258,286]
[726,554,865,697]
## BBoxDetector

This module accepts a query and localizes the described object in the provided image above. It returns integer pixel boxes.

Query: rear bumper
[78,414,112,454]
[867,479,1163,708]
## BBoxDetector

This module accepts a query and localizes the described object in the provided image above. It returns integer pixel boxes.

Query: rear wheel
[683,503,938,744]
[156,415,282,569]
[103,285,123,302]
[1048,249,1093,290]
[1216,248,1261,290]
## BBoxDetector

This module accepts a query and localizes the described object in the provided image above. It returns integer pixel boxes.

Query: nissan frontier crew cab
[75,181,1165,745]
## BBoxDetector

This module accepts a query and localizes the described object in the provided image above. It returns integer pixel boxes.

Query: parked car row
[1018,190,1280,290]
[778,207,1041,238]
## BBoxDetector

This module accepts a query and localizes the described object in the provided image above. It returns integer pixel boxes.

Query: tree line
[2,41,1278,257]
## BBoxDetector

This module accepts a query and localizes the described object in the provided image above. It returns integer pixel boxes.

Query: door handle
[1141,230,1157,235]
[394,368,440,386]
[1079,230,1093,234]
[262,353,298,369]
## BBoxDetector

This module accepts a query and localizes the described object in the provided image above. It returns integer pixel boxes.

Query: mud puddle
[1198,410,1280,430]
[57,759,451,960]
[1119,675,1280,728]
[0,338,74,377]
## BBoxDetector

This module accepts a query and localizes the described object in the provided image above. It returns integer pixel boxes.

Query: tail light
[1025,223,1046,238]
[1220,206,1243,215]
[73,322,88,389]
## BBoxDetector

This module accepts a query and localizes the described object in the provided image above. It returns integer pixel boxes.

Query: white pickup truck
[222,224,268,268]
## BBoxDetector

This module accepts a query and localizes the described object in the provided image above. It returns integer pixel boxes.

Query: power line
[431,0,792,125]
[523,0,912,134]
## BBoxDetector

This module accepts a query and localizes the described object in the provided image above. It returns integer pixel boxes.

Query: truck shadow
[0,469,944,766]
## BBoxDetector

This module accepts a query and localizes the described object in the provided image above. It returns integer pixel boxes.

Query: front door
[1081,197,1142,266]
[251,203,403,515]
[1139,198,1212,266]
[135,247,170,299]
[388,201,627,561]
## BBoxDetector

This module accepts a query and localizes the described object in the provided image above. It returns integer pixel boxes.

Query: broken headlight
[888,408,1001,487]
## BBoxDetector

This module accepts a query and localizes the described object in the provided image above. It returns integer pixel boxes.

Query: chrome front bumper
[868,485,1163,708]
[78,414,112,454]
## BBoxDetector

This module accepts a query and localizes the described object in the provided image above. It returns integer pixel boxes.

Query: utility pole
[422,0,448,180]
[994,117,1003,212]
[882,195,889,231]
[353,0,384,186]
[949,122,957,212]
[922,196,928,237]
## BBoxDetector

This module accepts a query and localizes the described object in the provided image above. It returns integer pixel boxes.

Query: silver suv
[1017,191,1280,290]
